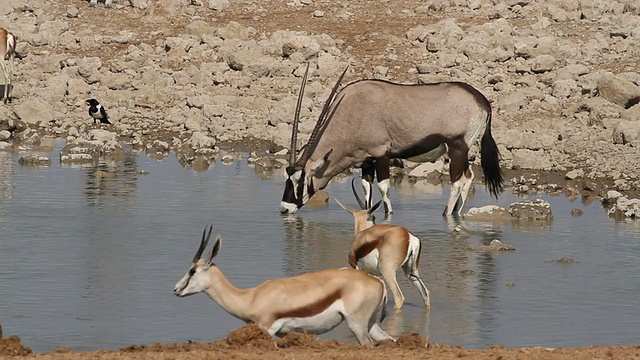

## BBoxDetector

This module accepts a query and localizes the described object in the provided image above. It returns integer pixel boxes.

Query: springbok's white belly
[269,300,345,336]
[357,249,381,276]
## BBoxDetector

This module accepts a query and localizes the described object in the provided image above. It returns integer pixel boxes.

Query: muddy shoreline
[3,324,640,359]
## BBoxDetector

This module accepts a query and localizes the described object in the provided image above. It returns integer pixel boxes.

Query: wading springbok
[279,64,503,216]
[0,28,16,104]
[336,179,430,310]
[174,225,396,346]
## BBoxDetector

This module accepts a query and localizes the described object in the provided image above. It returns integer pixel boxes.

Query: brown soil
[3,324,640,359]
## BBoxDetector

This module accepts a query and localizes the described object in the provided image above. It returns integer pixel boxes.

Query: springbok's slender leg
[0,60,8,104]
[361,163,375,209]
[380,261,405,310]
[369,324,394,341]
[345,316,374,346]
[375,156,392,214]
[402,260,431,310]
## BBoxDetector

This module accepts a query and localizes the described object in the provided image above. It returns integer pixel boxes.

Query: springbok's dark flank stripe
[350,238,382,268]
[276,289,342,319]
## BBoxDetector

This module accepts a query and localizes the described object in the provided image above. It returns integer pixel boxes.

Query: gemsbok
[336,179,431,310]
[174,225,396,346]
[279,64,504,216]
[0,28,16,104]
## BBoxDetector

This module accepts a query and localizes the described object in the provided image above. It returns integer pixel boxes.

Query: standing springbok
[174,225,396,346]
[336,180,431,310]
[0,28,16,104]
[279,64,503,216]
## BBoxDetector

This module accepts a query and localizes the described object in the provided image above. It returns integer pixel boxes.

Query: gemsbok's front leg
[361,162,375,210]
[374,156,393,215]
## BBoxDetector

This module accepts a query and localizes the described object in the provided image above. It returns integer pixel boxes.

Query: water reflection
[281,214,351,274]
[0,152,14,224]
[83,155,139,207]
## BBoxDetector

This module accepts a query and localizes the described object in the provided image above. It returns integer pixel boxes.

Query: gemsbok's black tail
[480,112,504,198]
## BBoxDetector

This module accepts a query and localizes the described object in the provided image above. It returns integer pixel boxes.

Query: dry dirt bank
[2,324,640,359]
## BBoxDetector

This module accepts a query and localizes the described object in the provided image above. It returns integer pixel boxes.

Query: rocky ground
[1,0,640,357]
[1,0,640,216]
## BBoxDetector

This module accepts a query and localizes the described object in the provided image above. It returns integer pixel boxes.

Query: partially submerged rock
[608,196,640,219]
[307,190,329,208]
[551,257,576,264]
[509,199,553,221]
[476,239,516,252]
[464,205,511,221]
[18,154,51,166]
[60,130,125,166]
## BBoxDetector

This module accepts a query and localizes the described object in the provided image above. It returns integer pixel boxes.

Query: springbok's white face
[173,226,221,297]
[174,260,211,297]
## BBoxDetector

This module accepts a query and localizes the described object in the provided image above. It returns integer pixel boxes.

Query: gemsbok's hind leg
[444,181,463,216]
[456,168,475,213]
[443,145,471,215]
[402,262,431,310]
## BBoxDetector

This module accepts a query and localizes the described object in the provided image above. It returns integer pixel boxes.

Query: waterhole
[1,141,639,352]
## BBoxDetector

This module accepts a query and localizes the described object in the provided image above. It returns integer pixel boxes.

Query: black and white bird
[86,98,112,125]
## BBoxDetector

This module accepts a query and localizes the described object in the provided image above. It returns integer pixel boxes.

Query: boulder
[597,73,640,109]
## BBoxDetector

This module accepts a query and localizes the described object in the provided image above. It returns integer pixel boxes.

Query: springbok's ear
[208,235,222,264]
[335,198,356,215]
[309,149,333,174]
[368,200,382,215]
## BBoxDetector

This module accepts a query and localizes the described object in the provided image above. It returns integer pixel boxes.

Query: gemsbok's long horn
[351,178,367,210]
[192,224,213,262]
[289,63,310,166]
[295,66,349,168]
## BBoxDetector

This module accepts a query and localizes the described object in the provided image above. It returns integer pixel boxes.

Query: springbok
[174,225,396,346]
[336,179,430,310]
[279,64,503,216]
[0,28,16,104]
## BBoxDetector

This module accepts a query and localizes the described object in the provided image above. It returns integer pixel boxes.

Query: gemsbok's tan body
[174,225,395,346]
[280,63,504,217]
[0,28,16,104]
[336,181,431,310]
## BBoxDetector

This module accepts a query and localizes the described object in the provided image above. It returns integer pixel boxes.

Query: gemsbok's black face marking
[280,166,306,214]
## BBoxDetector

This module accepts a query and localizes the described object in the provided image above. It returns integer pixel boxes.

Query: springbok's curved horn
[289,63,310,165]
[351,178,366,210]
[192,225,213,263]
[295,65,349,168]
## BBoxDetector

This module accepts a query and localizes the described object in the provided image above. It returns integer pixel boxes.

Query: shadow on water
[2,144,640,352]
